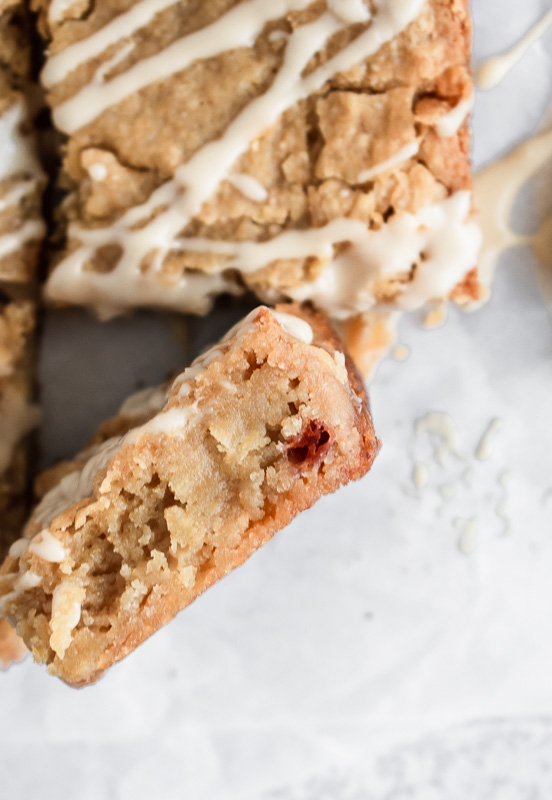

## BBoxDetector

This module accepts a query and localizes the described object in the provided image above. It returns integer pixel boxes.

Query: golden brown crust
[1,304,379,686]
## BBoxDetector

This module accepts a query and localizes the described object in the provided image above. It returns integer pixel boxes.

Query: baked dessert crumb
[0,304,379,686]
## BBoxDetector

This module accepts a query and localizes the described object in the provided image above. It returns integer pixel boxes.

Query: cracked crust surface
[36,0,480,316]
[0,304,379,687]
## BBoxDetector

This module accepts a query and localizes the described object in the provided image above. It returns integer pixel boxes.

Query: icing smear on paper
[473,126,552,312]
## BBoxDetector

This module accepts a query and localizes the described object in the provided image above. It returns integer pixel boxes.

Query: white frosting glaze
[285,192,481,318]
[8,538,29,559]
[51,0,315,134]
[27,529,67,563]
[327,0,371,25]
[0,103,43,182]
[358,139,420,183]
[271,310,314,344]
[227,174,268,202]
[33,437,123,530]
[435,93,474,138]
[0,102,46,258]
[0,220,46,259]
[43,0,212,86]
[14,571,42,591]
[476,8,552,90]
[44,0,429,316]
[48,0,81,24]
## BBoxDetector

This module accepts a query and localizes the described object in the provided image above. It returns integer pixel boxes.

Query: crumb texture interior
[0,308,378,686]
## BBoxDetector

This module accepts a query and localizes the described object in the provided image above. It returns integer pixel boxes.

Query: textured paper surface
[2,1,552,797]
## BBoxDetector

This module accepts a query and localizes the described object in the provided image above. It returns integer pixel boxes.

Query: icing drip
[284,193,480,318]
[473,127,552,291]
[45,0,436,316]
[48,0,81,24]
[435,93,474,138]
[476,8,552,90]
[43,0,182,85]
[51,0,316,134]
[358,139,420,183]
[227,174,268,202]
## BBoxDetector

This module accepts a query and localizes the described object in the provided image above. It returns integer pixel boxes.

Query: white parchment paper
[2,1,552,797]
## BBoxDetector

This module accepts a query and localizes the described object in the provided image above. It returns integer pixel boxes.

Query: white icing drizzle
[14,571,42,591]
[47,192,479,319]
[0,103,43,182]
[48,0,81,25]
[357,139,420,183]
[28,529,67,563]
[51,0,316,134]
[271,310,313,344]
[435,93,474,138]
[284,192,480,318]
[44,0,203,87]
[0,220,46,259]
[45,0,429,316]
[33,437,123,530]
[0,102,46,258]
[227,174,268,202]
[476,8,552,91]
[327,0,371,25]
[473,127,552,290]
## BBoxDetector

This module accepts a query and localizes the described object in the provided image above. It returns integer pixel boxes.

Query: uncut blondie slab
[0,0,45,564]
[0,305,379,687]
[37,0,481,321]
[0,0,45,286]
